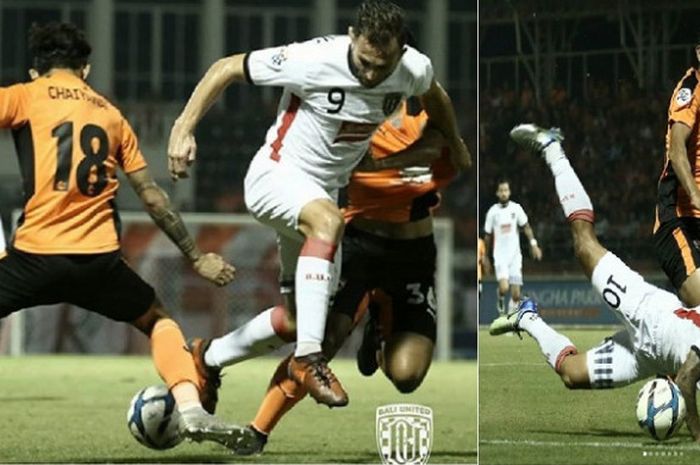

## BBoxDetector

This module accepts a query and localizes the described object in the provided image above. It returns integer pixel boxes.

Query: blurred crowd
[480,79,671,271]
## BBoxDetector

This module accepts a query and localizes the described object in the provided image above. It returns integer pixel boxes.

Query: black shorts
[653,217,700,290]
[0,248,155,322]
[332,225,437,342]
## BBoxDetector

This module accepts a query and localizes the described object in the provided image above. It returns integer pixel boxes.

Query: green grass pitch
[480,328,700,465]
[0,356,475,463]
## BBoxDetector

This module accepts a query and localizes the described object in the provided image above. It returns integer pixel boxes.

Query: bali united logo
[383,93,403,116]
[376,404,433,465]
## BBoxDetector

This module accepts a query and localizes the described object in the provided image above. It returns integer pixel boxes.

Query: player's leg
[244,159,347,407]
[510,124,605,277]
[381,332,434,393]
[508,255,523,313]
[654,217,700,307]
[72,252,255,451]
[239,311,356,456]
[496,278,509,316]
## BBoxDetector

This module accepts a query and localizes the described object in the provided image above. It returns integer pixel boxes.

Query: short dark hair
[497,178,510,188]
[353,0,407,48]
[29,22,91,74]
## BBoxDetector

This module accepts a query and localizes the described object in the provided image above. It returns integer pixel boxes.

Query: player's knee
[498,282,509,294]
[307,208,344,243]
[132,300,169,336]
[558,362,590,390]
[392,373,425,394]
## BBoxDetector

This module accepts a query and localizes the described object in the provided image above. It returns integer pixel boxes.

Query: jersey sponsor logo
[500,224,512,234]
[333,121,378,143]
[383,93,403,116]
[676,88,692,106]
[376,403,432,465]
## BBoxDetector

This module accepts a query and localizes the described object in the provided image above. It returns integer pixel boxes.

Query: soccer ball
[127,385,183,450]
[636,377,686,441]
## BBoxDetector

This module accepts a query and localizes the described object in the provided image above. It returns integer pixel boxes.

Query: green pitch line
[0,356,475,463]
[479,329,700,465]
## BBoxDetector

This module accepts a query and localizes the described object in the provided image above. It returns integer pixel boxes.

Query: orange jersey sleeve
[6,71,147,254]
[345,104,457,223]
[657,68,700,223]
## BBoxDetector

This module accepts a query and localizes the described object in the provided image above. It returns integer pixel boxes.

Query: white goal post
[5,211,454,360]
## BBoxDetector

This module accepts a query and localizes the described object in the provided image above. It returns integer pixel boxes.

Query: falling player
[168,0,470,409]
[490,124,700,441]
[483,179,542,318]
[0,22,254,451]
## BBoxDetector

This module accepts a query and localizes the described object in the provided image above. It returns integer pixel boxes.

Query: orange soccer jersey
[477,237,485,282]
[0,70,147,254]
[344,102,457,223]
[656,67,700,227]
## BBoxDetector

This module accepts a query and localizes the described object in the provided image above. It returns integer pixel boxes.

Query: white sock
[544,143,594,221]
[508,298,520,313]
[294,255,334,357]
[518,312,577,371]
[205,306,288,368]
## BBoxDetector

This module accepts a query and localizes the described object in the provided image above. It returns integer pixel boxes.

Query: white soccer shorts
[587,252,683,388]
[494,253,523,285]
[244,154,342,290]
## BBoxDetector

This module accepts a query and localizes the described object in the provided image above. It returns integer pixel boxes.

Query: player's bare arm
[419,79,471,170]
[522,223,542,261]
[356,127,444,171]
[168,53,247,180]
[668,122,700,210]
[126,168,236,286]
[675,346,700,441]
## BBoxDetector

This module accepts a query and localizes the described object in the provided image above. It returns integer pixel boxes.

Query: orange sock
[150,318,199,390]
[171,381,201,412]
[251,355,308,435]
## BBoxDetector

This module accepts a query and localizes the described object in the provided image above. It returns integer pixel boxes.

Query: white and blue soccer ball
[127,385,183,450]
[636,377,686,441]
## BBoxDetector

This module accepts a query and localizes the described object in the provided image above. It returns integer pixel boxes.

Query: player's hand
[531,245,543,261]
[193,253,236,286]
[168,121,197,181]
[448,136,472,170]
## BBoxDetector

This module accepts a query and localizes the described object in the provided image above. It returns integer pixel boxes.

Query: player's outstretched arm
[419,80,471,171]
[522,223,542,261]
[676,346,700,442]
[669,122,700,210]
[126,168,236,287]
[168,53,247,180]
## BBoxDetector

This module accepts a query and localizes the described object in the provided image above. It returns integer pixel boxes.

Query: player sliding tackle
[490,124,700,441]
[168,0,470,410]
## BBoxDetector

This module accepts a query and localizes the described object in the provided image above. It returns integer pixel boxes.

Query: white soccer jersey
[244,35,434,189]
[483,201,528,261]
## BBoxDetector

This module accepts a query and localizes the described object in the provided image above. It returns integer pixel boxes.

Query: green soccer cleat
[489,298,539,336]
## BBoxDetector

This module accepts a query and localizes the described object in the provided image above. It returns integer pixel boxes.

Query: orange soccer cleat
[287,353,348,407]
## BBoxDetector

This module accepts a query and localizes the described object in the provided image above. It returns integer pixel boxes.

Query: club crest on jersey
[376,404,432,465]
[676,88,692,106]
[383,93,403,116]
[271,47,289,67]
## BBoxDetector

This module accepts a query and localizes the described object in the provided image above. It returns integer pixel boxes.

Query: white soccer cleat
[179,406,257,453]
[509,124,564,156]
